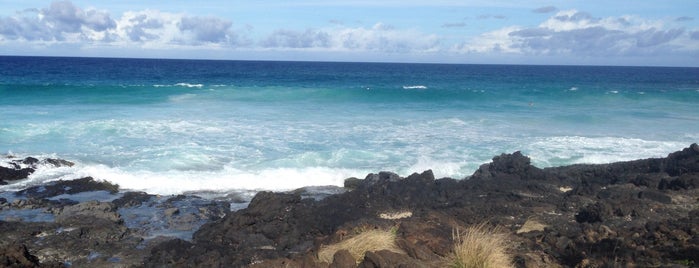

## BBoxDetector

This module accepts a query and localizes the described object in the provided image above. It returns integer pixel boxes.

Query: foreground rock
[0,176,230,267]
[2,144,699,267]
[146,144,699,267]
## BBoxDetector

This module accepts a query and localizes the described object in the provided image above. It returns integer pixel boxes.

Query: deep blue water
[1,56,698,194]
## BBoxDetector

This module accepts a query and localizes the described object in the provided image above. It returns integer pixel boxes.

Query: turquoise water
[1,56,698,195]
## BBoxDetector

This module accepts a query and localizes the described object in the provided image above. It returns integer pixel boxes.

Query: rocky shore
[1,144,698,267]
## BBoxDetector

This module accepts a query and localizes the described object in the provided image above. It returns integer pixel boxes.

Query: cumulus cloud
[262,29,331,48]
[457,9,696,57]
[691,31,699,40]
[675,16,693,22]
[0,1,244,48]
[261,23,440,53]
[179,16,234,44]
[42,1,115,33]
[0,1,115,42]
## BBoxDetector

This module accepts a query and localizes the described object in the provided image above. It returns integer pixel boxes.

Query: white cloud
[0,2,247,49]
[0,1,115,42]
[261,23,440,53]
[261,29,331,48]
[457,10,698,58]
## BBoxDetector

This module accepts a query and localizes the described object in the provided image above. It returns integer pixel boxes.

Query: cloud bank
[1,1,697,65]
[456,10,698,59]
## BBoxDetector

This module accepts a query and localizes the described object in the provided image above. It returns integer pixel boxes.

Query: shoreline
[1,144,698,267]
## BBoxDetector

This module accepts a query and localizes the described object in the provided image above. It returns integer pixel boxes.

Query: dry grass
[516,219,548,234]
[379,210,413,220]
[446,224,513,268]
[318,228,404,264]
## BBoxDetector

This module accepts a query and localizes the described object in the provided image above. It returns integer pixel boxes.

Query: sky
[1,0,698,66]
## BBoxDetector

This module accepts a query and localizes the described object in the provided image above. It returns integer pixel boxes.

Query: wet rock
[112,191,154,208]
[0,157,75,185]
[0,166,34,184]
[17,177,119,199]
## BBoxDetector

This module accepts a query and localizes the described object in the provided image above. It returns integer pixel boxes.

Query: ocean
[1,56,698,196]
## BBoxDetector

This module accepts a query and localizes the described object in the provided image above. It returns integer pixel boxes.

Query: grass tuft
[318,228,404,264]
[447,223,513,268]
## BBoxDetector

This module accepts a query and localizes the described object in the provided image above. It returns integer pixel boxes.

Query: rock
[164,208,180,217]
[658,174,699,190]
[329,249,356,268]
[42,158,74,167]
[4,145,698,267]
[21,157,40,165]
[362,171,402,188]
[0,244,40,267]
[575,202,611,223]
[0,157,75,184]
[0,244,42,268]
[17,177,119,199]
[112,191,154,208]
[0,166,34,183]
[344,177,362,190]
[637,190,672,204]
[664,143,699,176]
[55,201,122,224]
[471,151,546,181]
[358,250,416,268]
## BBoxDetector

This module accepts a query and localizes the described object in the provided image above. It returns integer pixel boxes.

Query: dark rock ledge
[1,144,698,267]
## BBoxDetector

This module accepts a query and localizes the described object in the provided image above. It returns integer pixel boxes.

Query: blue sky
[1,1,698,66]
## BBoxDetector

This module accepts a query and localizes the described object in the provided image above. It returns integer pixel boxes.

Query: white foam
[46,164,362,196]
[407,156,468,179]
[568,87,579,91]
[402,85,428,89]
[174,83,203,88]
[525,136,688,168]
